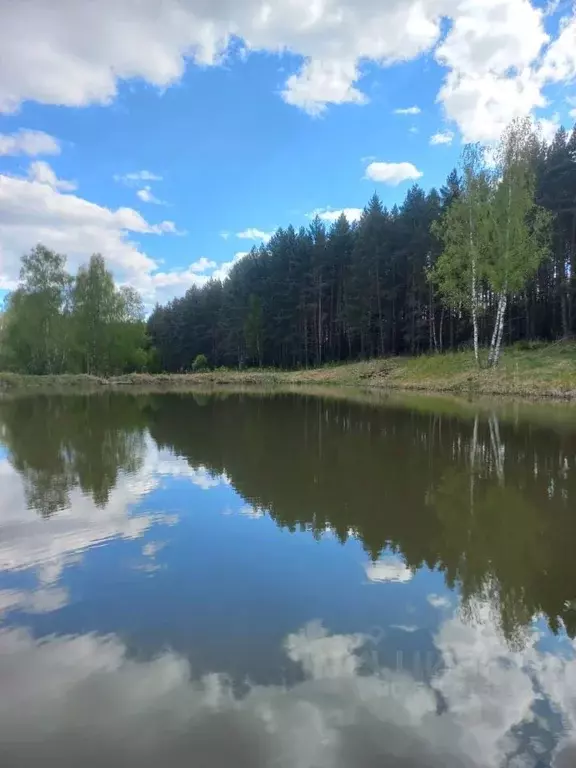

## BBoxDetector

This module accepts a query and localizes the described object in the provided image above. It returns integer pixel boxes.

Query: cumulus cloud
[538,113,562,144]
[190,257,217,273]
[0,0,444,117]
[282,58,367,115]
[136,186,164,205]
[0,129,60,156]
[364,161,423,185]
[308,207,363,223]
[538,14,576,84]
[236,228,272,242]
[212,251,250,281]
[0,169,203,305]
[430,130,454,145]
[434,0,560,142]
[394,106,421,115]
[0,0,575,140]
[27,160,77,191]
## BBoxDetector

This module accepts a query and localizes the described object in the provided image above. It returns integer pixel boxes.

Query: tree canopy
[2,119,576,375]
[149,120,573,370]
[0,249,149,375]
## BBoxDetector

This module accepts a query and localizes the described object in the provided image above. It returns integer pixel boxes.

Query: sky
[0,0,575,309]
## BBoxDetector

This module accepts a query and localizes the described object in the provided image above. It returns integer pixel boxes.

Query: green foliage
[0,246,148,376]
[0,245,72,374]
[147,118,576,371]
[485,117,552,296]
[431,144,491,311]
[192,353,209,372]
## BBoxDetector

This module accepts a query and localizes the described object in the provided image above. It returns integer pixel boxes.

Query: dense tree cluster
[0,246,150,375]
[2,120,576,375]
[149,120,576,371]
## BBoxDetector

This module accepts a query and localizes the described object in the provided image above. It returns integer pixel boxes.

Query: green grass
[2,341,576,399]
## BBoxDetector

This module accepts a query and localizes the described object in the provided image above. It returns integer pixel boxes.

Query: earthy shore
[2,344,576,399]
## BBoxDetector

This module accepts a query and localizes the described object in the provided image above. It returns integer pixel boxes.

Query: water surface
[1,390,575,767]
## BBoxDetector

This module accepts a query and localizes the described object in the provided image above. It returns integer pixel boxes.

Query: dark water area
[1,390,576,767]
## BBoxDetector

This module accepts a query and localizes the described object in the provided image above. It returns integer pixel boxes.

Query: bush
[192,354,209,372]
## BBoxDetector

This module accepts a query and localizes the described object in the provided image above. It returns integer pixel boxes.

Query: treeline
[149,119,576,371]
[2,120,576,375]
[0,246,150,375]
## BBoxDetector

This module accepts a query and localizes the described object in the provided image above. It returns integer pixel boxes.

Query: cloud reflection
[0,443,197,615]
[0,606,572,767]
[364,556,413,583]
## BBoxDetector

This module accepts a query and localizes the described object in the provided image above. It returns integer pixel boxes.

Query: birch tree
[486,118,551,367]
[431,144,491,365]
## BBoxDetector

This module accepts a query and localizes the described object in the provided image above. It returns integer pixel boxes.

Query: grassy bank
[1,342,576,398]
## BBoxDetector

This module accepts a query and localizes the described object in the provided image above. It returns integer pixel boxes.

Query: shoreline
[2,348,576,401]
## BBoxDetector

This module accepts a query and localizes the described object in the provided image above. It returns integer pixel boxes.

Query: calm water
[1,390,576,767]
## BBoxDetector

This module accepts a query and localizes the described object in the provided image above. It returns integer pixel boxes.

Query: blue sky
[0,0,575,307]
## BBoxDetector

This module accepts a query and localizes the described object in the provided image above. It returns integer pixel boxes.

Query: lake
[0,390,575,767]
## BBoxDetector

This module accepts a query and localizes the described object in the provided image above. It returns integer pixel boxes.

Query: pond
[0,390,575,767]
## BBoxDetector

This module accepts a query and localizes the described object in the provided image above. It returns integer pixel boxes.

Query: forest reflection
[1,391,575,643]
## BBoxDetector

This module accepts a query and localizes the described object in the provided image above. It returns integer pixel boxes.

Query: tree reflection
[0,393,148,515]
[146,392,576,642]
[2,390,576,644]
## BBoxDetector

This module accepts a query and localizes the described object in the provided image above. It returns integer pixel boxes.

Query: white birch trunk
[488,294,503,366]
[492,294,507,367]
[471,264,479,366]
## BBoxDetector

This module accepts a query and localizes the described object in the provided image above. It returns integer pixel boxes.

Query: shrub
[192,354,209,372]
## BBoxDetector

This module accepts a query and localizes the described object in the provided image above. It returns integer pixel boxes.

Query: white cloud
[114,170,162,185]
[27,160,76,191]
[537,113,561,144]
[0,0,575,141]
[437,68,546,144]
[309,207,363,223]
[538,14,576,84]
[394,106,421,115]
[212,251,250,282]
[0,169,198,305]
[236,227,272,242]
[364,556,413,583]
[282,59,367,115]
[190,257,217,273]
[364,161,423,185]
[430,130,454,145]
[0,0,445,117]
[434,0,555,143]
[0,129,60,157]
[136,185,164,205]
